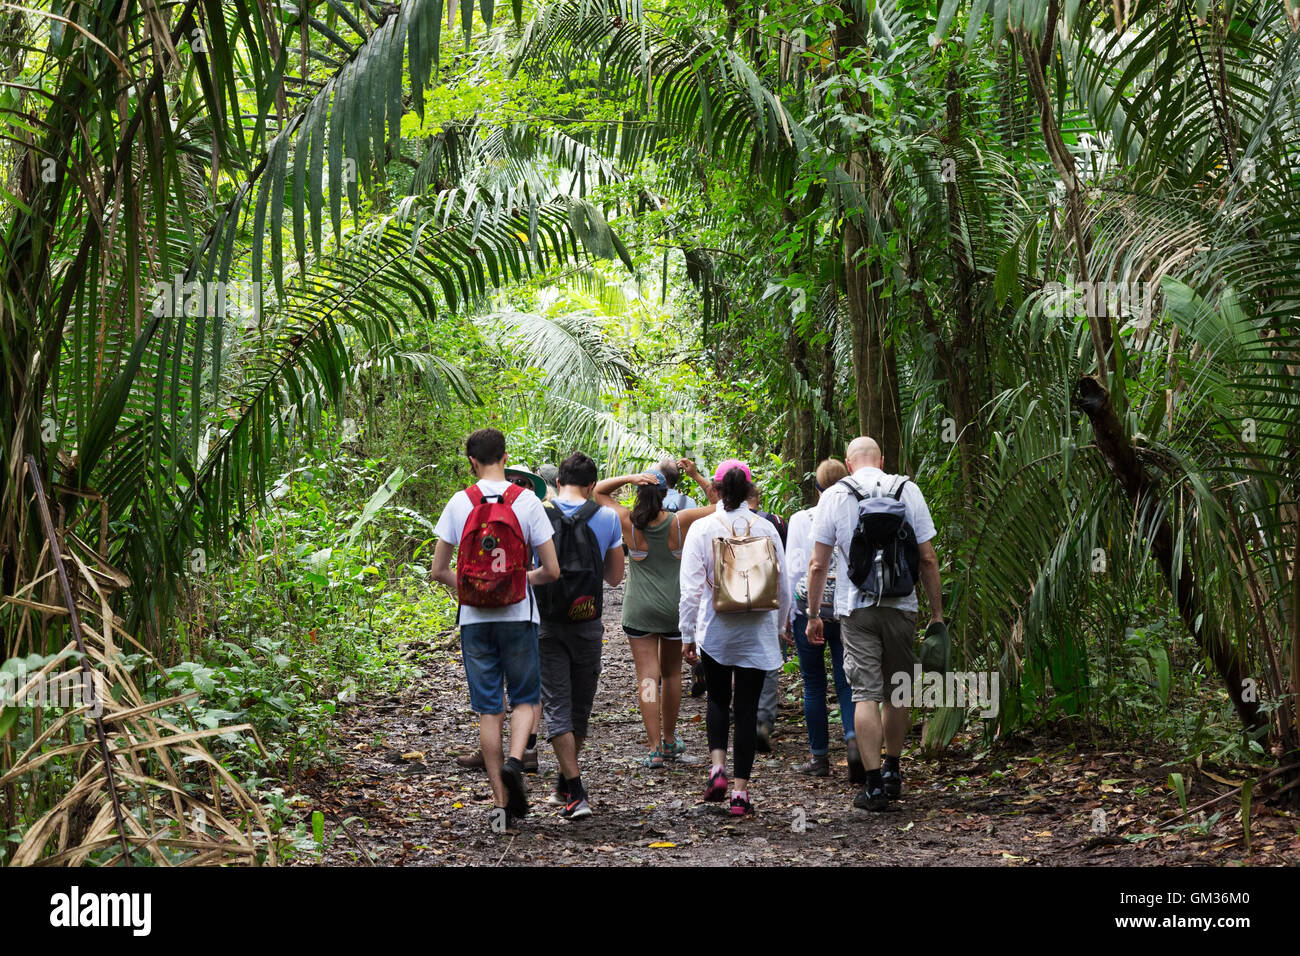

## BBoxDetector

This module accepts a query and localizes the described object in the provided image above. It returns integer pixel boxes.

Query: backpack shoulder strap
[574,499,601,524]
[502,483,524,506]
[838,476,866,500]
[712,511,748,537]
[889,475,911,501]
[464,484,485,506]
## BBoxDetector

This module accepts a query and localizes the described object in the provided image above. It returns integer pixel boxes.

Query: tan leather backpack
[710,514,781,613]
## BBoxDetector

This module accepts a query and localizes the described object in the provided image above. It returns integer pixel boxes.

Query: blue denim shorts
[459,621,541,714]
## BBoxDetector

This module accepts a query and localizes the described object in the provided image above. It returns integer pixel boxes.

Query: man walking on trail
[431,429,559,829]
[804,437,944,811]
[535,452,625,820]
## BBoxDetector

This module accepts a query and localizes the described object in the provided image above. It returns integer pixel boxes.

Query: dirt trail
[295,584,1298,866]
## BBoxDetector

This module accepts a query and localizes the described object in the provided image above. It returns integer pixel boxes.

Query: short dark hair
[465,428,506,465]
[657,458,681,488]
[558,451,598,488]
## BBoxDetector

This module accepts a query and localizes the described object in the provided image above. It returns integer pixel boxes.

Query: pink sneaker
[705,767,728,802]
[729,793,753,816]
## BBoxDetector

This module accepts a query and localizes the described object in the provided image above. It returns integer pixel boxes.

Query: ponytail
[719,467,753,511]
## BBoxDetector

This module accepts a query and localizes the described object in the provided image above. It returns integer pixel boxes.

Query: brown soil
[293,585,1300,866]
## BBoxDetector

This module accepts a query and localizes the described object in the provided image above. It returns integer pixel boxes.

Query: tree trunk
[835,2,903,470]
[1074,376,1262,731]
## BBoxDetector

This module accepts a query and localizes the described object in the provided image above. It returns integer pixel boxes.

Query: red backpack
[456,483,530,609]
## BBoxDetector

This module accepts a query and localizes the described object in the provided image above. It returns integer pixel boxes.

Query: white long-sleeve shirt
[678,502,791,671]
[784,506,815,626]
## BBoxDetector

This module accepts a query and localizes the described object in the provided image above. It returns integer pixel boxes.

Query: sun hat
[537,463,559,498]
[712,458,753,484]
[503,466,547,499]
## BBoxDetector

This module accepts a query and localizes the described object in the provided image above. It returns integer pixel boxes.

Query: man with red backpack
[432,429,559,829]
[535,452,625,821]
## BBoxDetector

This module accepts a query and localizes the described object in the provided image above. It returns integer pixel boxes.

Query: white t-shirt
[810,467,936,616]
[434,479,555,624]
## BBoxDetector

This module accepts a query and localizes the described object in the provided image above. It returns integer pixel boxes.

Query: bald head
[845,436,883,471]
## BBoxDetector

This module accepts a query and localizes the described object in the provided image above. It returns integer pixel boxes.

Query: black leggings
[701,651,766,781]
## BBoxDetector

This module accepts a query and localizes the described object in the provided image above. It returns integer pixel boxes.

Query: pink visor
[712,458,753,484]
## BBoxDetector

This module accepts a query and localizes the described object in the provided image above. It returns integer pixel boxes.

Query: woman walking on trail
[595,461,715,768]
[679,461,791,816]
[785,458,863,781]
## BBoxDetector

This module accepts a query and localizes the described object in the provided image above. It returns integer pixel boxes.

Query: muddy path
[294,584,1299,866]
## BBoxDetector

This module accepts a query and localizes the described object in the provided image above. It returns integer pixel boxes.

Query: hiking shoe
[882,765,903,799]
[546,779,570,807]
[522,749,539,774]
[456,749,486,769]
[690,663,707,698]
[756,722,772,753]
[705,767,729,802]
[642,746,666,769]
[663,737,686,760]
[729,794,753,816]
[846,739,866,784]
[853,784,888,812]
[502,758,530,818]
[559,796,592,820]
[796,754,830,777]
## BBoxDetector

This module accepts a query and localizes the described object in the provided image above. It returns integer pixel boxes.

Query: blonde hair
[815,458,849,489]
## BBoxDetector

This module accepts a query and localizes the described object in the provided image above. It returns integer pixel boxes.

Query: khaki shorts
[839,607,918,703]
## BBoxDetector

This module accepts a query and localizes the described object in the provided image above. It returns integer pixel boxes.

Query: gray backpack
[840,475,920,604]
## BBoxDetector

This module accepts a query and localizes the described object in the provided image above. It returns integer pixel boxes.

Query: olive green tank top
[621,514,682,634]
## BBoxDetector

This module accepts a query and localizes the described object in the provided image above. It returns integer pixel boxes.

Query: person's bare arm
[918,540,943,624]
[431,539,457,590]
[803,541,834,645]
[530,539,560,587]
[594,472,656,498]
[675,503,717,534]
[679,458,717,504]
[603,546,625,586]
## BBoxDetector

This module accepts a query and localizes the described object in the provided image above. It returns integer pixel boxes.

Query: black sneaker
[502,758,530,818]
[756,722,773,753]
[846,739,866,784]
[881,765,902,799]
[690,662,707,698]
[853,784,888,812]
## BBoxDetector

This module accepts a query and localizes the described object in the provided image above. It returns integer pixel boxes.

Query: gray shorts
[538,619,604,740]
[839,607,918,703]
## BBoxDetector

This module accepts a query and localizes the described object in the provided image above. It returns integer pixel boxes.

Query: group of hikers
[430,427,944,827]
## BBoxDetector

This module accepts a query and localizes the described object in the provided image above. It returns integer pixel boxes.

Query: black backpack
[536,500,605,623]
[841,475,920,604]
[755,509,788,547]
